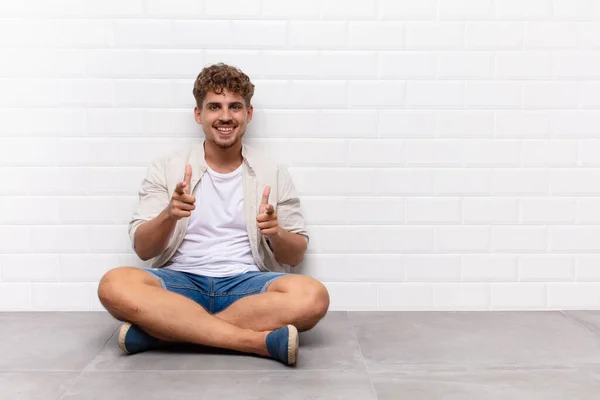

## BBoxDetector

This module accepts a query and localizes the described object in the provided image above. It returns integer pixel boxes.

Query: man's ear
[247,104,254,123]
[194,106,202,125]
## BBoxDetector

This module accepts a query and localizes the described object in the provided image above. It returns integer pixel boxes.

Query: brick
[346,197,405,224]
[436,111,494,138]
[466,81,521,108]
[406,255,461,281]
[300,254,405,282]
[324,282,377,311]
[349,139,404,166]
[461,255,518,281]
[247,139,348,166]
[520,198,576,224]
[0,284,31,311]
[495,111,551,138]
[550,170,600,195]
[434,283,490,310]
[519,255,574,281]
[491,283,546,309]
[407,81,464,108]
[576,199,600,224]
[435,169,491,195]
[289,22,347,49]
[522,82,580,109]
[463,140,521,167]
[319,51,377,79]
[462,198,519,224]
[232,21,286,48]
[439,0,493,20]
[377,283,434,310]
[554,0,600,21]
[173,21,232,48]
[435,226,491,252]
[261,0,318,18]
[550,227,600,252]
[350,81,405,108]
[349,22,404,49]
[299,197,346,225]
[576,256,600,281]
[492,169,549,195]
[438,52,494,79]
[405,140,463,166]
[379,111,436,138]
[405,23,465,50]
[263,51,318,79]
[376,169,435,195]
[320,0,375,19]
[492,227,548,252]
[0,197,59,225]
[378,0,437,20]
[31,283,91,311]
[379,227,434,252]
[380,52,437,79]
[466,23,523,49]
[547,283,600,309]
[114,20,171,48]
[524,23,580,49]
[205,0,259,17]
[145,0,203,17]
[521,140,578,167]
[406,198,461,224]
[1,255,59,282]
[289,167,376,195]
[494,0,552,20]
[495,52,552,79]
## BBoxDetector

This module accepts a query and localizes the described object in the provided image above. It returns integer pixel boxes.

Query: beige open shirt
[128,141,309,273]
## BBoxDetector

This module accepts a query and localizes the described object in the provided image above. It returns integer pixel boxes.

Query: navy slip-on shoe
[118,322,161,355]
[265,324,299,366]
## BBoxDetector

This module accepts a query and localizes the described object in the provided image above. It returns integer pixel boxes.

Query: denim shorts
[143,268,287,314]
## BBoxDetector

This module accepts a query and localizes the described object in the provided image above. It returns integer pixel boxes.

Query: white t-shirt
[165,163,260,277]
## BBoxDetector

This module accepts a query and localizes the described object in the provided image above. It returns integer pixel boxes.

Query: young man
[98,63,330,366]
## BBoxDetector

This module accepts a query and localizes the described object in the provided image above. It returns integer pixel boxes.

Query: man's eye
[232,105,241,110]
[209,105,219,110]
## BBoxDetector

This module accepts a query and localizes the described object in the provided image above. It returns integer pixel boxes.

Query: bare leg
[98,267,270,357]
[215,275,330,332]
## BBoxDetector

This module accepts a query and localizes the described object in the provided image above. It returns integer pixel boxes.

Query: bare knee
[98,266,157,320]
[297,281,330,331]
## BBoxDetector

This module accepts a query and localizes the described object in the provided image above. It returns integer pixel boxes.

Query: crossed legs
[97,267,330,358]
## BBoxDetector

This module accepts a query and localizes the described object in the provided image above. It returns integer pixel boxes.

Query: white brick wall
[1,0,600,311]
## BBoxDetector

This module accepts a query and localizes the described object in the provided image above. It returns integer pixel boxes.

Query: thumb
[261,186,271,206]
[183,164,192,193]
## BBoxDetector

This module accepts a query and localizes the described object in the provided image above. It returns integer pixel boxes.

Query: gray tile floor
[2,311,600,399]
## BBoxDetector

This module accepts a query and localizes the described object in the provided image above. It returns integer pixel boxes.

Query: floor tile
[371,369,600,400]
[0,372,80,400]
[565,311,600,335]
[0,312,119,370]
[349,312,600,371]
[86,311,365,371]
[62,370,377,400]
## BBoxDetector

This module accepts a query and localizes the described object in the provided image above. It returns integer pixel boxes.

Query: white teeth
[216,127,234,132]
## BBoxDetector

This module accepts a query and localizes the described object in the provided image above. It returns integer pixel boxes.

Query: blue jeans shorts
[143,268,287,314]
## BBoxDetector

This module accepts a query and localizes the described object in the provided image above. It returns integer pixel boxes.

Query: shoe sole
[287,325,299,365]
[117,322,132,355]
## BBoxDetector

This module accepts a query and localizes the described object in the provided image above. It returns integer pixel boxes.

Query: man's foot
[265,325,299,366]
[117,322,161,355]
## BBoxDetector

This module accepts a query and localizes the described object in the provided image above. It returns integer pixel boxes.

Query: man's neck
[203,140,243,173]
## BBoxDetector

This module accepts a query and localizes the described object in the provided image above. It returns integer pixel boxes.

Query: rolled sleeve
[128,158,170,249]
[276,165,309,244]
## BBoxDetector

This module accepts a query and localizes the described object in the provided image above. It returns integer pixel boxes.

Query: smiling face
[194,89,253,150]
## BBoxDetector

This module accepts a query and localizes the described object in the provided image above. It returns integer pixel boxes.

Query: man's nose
[219,108,232,122]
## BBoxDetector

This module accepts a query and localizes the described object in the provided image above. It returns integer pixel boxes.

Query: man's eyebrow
[206,101,244,106]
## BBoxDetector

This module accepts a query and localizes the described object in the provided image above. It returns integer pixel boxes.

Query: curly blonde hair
[192,63,255,107]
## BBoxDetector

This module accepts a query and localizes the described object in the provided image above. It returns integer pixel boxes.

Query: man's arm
[256,185,307,266]
[134,164,196,261]
[267,227,307,266]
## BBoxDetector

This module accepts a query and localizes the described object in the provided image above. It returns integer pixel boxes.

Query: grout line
[58,369,85,400]
[347,311,379,399]
[58,324,120,399]
[560,310,600,338]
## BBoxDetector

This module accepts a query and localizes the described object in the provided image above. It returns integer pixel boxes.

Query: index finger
[184,164,192,189]
[261,186,271,206]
